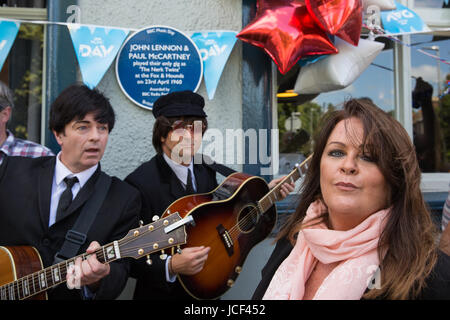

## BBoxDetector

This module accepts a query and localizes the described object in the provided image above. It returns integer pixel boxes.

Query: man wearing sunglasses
[125,90,294,300]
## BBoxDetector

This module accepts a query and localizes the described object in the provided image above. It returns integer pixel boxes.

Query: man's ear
[52,129,64,146]
[0,106,11,123]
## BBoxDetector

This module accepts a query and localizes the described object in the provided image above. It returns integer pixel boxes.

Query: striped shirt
[0,129,54,165]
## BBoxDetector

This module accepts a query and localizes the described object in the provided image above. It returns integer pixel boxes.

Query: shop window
[411,34,450,172]
[0,0,46,143]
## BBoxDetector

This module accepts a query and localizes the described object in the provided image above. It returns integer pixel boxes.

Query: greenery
[278,100,329,155]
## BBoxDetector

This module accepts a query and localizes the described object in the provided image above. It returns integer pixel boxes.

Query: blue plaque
[116,26,203,110]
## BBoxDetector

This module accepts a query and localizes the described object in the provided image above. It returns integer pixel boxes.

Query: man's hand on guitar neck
[169,246,211,276]
[66,241,110,292]
[268,177,295,200]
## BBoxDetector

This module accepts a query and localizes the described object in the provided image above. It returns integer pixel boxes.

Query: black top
[0,156,141,300]
[253,236,450,300]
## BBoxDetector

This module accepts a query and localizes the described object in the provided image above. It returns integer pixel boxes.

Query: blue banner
[0,20,20,71]
[380,2,430,35]
[68,25,129,89]
[191,31,237,100]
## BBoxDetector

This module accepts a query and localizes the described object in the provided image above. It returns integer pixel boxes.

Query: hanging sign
[68,25,129,89]
[380,2,430,35]
[116,25,203,110]
[191,31,237,100]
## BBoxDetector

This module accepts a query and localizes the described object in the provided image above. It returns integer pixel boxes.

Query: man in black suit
[125,91,294,300]
[0,84,141,300]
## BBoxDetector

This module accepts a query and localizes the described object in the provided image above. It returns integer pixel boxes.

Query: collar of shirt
[0,129,15,155]
[162,152,195,187]
[48,152,98,226]
[55,151,98,189]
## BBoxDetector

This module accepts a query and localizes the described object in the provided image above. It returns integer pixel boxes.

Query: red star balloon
[237,0,337,74]
[305,0,362,46]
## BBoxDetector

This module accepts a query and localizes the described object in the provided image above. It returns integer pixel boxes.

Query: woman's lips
[335,182,358,190]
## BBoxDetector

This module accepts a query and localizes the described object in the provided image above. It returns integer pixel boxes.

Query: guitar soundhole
[237,204,259,233]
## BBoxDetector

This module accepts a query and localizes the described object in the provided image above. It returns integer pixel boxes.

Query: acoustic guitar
[161,155,311,299]
[0,212,192,300]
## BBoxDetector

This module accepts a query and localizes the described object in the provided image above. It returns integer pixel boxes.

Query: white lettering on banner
[386,9,414,22]
[79,44,114,58]
[199,44,228,61]
[0,40,7,51]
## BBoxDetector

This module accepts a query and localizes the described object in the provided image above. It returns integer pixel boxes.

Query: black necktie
[56,176,79,220]
[185,168,194,194]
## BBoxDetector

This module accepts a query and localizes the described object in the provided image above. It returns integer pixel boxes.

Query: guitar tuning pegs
[152,215,159,222]
[159,249,167,260]
[146,254,152,266]
[176,246,182,254]
[139,220,144,226]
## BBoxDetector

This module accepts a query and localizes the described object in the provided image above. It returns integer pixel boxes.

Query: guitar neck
[258,155,312,213]
[1,212,188,300]
[0,241,120,300]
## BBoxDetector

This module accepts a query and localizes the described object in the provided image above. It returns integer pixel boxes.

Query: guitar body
[0,246,47,300]
[162,172,277,299]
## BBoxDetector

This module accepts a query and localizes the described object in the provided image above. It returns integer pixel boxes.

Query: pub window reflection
[276,38,394,177]
[411,34,450,172]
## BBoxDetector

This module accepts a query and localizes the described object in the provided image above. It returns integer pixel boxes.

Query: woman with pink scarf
[253,99,450,300]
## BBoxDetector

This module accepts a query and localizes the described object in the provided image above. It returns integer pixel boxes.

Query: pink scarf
[263,200,389,300]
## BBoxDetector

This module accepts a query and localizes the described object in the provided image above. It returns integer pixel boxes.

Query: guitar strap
[53,172,112,264]
[200,154,236,177]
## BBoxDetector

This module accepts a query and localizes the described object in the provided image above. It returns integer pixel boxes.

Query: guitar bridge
[216,224,234,257]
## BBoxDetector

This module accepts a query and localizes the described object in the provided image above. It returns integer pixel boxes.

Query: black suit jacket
[125,153,232,300]
[0,156,141,300]
[252,237,450,300]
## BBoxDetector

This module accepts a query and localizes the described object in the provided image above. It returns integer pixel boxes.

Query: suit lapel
[55,166,101,223]
[38,157,56,230]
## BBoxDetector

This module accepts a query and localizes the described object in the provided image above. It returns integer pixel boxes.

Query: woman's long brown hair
[277,99,438,299]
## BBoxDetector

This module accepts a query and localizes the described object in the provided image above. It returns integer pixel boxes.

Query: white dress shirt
[163,152,197,192]
[162,153,197,282]
[48,152,98,227]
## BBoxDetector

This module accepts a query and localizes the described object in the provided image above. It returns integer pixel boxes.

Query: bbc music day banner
[0,0,440,104]
[66,24,237,101]
[68,24,129,89]
[0,21,239,99]
[380,2,430,35]
[190,31,238,100]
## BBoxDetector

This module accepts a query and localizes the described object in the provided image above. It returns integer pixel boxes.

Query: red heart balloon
[237,0,337,74]
[305,0,362,46]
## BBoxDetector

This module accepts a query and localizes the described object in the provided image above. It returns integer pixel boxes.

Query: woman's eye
[328,150,345,157]
[360,154,375,162]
